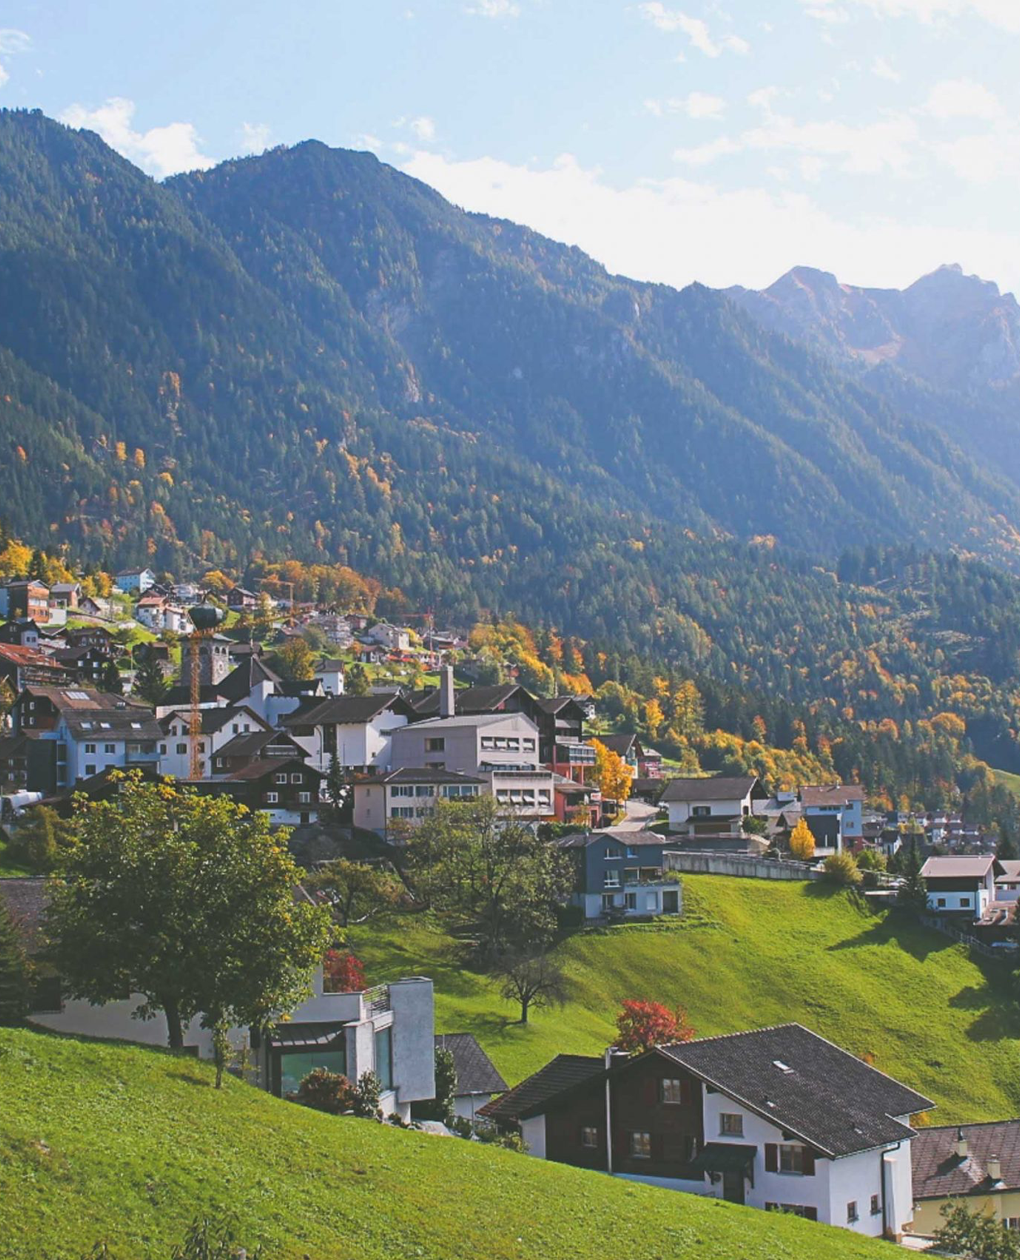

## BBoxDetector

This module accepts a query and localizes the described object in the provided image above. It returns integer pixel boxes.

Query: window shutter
[644,1078,657,1106]
[802,1150,816,1176]
[681,1078,692,1105]
[764,1143,778,1172]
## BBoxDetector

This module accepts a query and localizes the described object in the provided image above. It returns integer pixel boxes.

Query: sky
[3,0,1020,294]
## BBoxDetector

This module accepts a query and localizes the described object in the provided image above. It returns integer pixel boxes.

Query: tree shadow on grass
[825,910,957,962]
[947,984,1020,1042]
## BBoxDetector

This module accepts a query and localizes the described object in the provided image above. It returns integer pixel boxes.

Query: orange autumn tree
[789,818,816,861]
[592,739,632,807]
[615,1000,696,1053]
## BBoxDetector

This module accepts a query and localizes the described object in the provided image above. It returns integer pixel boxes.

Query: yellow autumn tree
[789,818,815,861]
[591,739,632,808]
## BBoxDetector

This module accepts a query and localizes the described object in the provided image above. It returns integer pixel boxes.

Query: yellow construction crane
[187,603,225,779]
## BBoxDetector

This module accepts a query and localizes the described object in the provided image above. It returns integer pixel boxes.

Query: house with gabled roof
[660,775,767,840]
[282,691,415,774]
[156,704,272,779]
[352,767,483,839]
[911,1120,1020,1236]
[920,854,1004,918]
[434,1032,508,1121]
[553,829,682,920]
[480,1023,931,1239]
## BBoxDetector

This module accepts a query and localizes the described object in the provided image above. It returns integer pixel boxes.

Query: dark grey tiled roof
[435,1033,508,1096]
[913,1121,1020,1199]
[409,684,525,717]
[477,1054,603,1123]
[593,733,637,757]
[283,693,411,726]
[659,1024,933,1157]
[660,775,760,803]
[553,829,673,850]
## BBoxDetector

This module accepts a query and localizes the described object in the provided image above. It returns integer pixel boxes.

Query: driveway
[610,798,660,831]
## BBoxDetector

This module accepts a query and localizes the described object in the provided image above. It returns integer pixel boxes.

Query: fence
[918,915,1012,961]
[662,851,823,882]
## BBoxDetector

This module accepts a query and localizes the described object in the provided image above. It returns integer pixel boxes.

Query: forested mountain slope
[2,109,1020,674]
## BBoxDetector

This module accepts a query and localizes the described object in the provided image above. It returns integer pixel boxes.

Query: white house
[134,595,190,634]
[368,622,412,652]
[282,692,415,774]
[114,567,156,594]
[920,855,1003,918]
[660,776,766,839]
[1,878,436,1122]
[157,705,272,779]
[11,685,161,794]
[481,1024,932,1241]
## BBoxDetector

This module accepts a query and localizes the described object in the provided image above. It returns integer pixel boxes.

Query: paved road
[608,798,659,831]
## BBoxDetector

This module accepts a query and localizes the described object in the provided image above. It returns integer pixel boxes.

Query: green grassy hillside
[354,876,1020,1123]
[0,1027,892,1260]
[993,766,1020,797]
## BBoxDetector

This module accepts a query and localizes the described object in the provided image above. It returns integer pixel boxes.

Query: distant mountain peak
[728,261,1020,393]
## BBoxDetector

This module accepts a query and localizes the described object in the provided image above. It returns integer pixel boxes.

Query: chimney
[604,1046,629,1070]
[987,1156,1002,1182]
[954,1128,969,1159]
[440,664,455,719]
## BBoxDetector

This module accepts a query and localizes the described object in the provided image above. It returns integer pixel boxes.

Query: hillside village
[2,561,1020,1255]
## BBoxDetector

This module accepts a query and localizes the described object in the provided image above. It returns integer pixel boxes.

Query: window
[390,806,414,820]
[159,744,167,755]
[415,785,434,797]
[847,1202,859,1224]
[580,1127,598,1148]
[1007,1219,1020,1232]
[104,743,116,754]
[626,846,637,858]
[85,764,96,777]
[625,892,637,910]
[266,792,279,804]
[937,897,947,908]
[275,772,288,784]
[425,737,446,752]
[605,848,621,860]
[692,805,711,817]
[604,872,620,889]
[291,772,302,783]
[298,792,311,804]
[720,1113,744,1136]
[779,1144,807,1174]
[278,1045,346,1097]
[960,897,971,908]
[523,738,536,751]
[84,743,96,754]
[870,1195,881,1217]
[374,1026,393,1092]
[661,1078,683,1104]
[629,1132,651,1159]
[176,743,187,755]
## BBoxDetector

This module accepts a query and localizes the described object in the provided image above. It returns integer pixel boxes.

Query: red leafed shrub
[295,1067,356,1113]
[323,949,365,993]
[615,999,696,1054]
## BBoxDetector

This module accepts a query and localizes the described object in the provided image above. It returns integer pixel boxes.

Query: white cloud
[410,115,436,142]
[464,0,520,16]
[638,3,750,55]
[931,132,1007,181]
[743,112,920,174]
[239,122,271,155]
[0,29,30,54]
[400,149,1020,293]
[645,91,727,119]
[803,5,851,21]
[59,98,215,178]
[923,78,1001,119]
[798,0,1020,31]
[872,56,900,80]
[673,136,742,164]
[0,27,30,89]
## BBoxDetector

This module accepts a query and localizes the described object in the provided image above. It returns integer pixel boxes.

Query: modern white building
[352,767,482,839]
[1,878,437,1121]
[114,567,157,594]
[156,705,271,779]
[481,1024,932,1241]
[282,692,415,774]
[920,855,1003,917]
[800,784,866,855]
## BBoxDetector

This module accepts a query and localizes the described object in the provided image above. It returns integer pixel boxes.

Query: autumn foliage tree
[789,818,816,861]
[615,999,696,1053]
[592,740,632,807]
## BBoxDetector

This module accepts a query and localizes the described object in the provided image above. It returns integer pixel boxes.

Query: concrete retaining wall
[663,851,822,881]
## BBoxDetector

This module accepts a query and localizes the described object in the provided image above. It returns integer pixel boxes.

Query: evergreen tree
[0,896,31,1023]
[345,663,372,696]
[133,652,169,705]
[899,836,928,912]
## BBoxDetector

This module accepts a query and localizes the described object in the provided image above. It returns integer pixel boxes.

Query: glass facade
[375,1025,393,1092]
[278,1045,347,1097]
